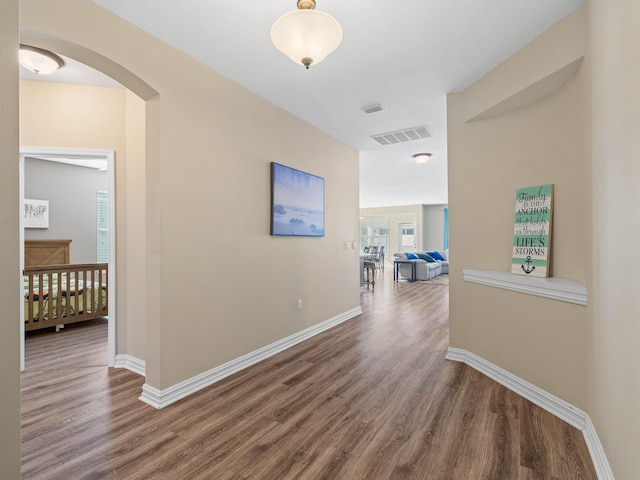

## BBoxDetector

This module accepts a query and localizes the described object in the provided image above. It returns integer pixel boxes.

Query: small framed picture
[24,199,49,228]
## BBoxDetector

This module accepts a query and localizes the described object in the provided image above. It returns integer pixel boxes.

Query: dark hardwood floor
[21,272,597,479]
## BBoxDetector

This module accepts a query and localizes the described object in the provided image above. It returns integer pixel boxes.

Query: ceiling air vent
[370,125,431,146]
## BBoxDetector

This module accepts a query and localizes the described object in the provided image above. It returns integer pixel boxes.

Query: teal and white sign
[512,184,553,277]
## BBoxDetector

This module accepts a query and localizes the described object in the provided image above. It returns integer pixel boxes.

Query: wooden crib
[24,240,109,332]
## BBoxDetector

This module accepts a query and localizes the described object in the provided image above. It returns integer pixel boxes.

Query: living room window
[360,217,389,252]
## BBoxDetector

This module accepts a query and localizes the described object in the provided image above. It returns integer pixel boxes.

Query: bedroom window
[97,190,109,262]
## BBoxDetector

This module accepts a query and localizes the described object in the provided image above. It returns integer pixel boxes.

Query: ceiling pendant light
[271,0,343,70]
[19,45,65,75]
[412,153,432,164]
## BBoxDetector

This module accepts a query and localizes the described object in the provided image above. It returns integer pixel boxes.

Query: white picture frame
[24,199,49,228]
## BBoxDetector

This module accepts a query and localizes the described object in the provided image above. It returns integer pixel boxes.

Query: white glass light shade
[271,9,343,69]
[412,153,432,164]
[19,46,64,75]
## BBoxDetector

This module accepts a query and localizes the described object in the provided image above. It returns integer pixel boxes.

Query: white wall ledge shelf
[463,269,587,306]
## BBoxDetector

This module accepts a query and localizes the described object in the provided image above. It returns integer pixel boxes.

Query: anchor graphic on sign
[521,255,535,274]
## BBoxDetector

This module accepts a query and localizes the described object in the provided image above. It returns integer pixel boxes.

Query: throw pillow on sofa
[416,252,435,262]
[405,252,418,259]
[427,251,446,261]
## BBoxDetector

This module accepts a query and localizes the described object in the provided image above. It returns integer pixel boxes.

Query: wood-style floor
[21,272,597,479]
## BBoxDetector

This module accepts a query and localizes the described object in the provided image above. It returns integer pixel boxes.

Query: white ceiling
[22,0,584,208]
[20,53,122,89]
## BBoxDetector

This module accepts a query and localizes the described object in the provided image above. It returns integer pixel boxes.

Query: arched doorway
[18,33,158,374]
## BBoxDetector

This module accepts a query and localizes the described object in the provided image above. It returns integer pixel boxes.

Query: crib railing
[23,263,108,332]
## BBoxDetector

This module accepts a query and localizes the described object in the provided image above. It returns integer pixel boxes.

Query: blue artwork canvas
[271,162,325,237]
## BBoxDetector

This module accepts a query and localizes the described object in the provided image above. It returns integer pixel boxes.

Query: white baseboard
[139,306,363,410]
[114,354,146,377]
[446,347,586,428]
[583,414,616,480]
[446,347,614,479]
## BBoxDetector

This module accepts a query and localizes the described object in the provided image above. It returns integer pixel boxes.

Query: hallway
[21,274,596,479]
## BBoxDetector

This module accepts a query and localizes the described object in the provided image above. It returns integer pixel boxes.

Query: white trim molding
[114,354,146,377]
[446,347,586,428]
[139,306,363,410]
[447,347,614,479]
[463,269,587,306]
[583,415,616,480]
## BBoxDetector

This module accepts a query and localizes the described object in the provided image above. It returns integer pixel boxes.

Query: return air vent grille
[370,126,431,146]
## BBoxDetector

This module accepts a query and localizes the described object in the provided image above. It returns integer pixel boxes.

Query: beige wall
[152,86,359,387]
[0,1,21,477]
[19,81,126,147]
[19,80,147,361]
[447,7,589,408]
[589,0,640,477]
[21,0,360,391]
[450,3,640,476]
[123,90,147,361]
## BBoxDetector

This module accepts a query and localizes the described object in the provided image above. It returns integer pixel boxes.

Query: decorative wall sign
[512,184,553,277]
[24,199,49,229]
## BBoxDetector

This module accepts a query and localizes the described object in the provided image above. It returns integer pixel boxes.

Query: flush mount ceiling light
[19,45,65,75]
[412,153,432,164]
[271,0,343,70]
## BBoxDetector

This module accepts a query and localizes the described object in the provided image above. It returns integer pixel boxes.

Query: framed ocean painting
[270,162,325,237]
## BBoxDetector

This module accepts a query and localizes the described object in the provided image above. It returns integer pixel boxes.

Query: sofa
[393,250,449,281]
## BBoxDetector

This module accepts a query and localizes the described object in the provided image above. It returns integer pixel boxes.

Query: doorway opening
[19,147,116,371]
[398,222,417,253]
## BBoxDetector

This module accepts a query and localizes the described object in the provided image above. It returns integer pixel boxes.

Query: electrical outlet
[297,299,303,310]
